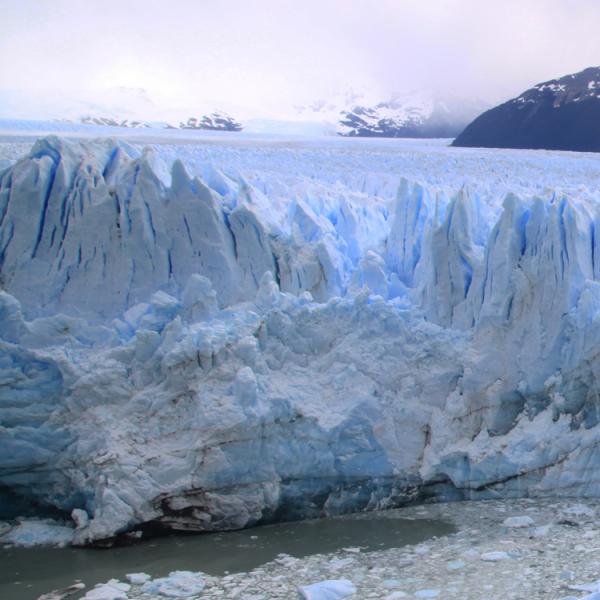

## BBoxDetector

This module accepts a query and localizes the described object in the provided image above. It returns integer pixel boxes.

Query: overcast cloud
[1,0,600,111]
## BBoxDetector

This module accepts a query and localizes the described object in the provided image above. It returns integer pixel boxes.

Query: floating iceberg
[3,135,600,544]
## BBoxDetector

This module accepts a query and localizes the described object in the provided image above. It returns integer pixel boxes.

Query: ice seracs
[4,135,600,544]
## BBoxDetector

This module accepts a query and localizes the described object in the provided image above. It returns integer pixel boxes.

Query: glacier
[3,134,600,545]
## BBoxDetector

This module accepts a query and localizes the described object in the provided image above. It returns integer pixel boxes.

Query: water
[0,514,454,599]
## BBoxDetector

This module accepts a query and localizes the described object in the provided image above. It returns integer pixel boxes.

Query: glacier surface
[2,134,600,544]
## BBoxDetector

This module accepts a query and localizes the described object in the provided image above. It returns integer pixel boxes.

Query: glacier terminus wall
[2,135,600,545]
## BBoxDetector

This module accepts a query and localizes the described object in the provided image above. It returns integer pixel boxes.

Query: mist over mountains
[0,86,487,137]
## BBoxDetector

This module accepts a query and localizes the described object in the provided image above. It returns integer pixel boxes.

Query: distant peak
[454,65,600,152]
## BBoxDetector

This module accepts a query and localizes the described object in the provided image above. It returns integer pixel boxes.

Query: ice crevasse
[2,136,600,544]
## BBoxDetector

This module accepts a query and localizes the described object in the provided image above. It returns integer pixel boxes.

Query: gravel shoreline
[72,498,600,600]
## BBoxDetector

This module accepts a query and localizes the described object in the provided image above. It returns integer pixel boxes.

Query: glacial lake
[0,514,455,599]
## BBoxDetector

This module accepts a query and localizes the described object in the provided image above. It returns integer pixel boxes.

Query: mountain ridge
[0,87,487,138]
[297,90,487,138]
[453,66,600,151]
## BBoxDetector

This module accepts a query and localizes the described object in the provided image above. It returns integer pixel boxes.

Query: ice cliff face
[0,136,360,319]
[3,136,600,544]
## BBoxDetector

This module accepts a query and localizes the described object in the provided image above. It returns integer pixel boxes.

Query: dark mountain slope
[453,67,600,152]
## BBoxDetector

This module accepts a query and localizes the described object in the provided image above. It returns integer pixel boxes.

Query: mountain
[0,87,246,132]
[296,90,487,138]
[179,111,243,131]
[453,66,600,151]
[0,86,487,138]
[79,116,151,128]
[338,96,486,138]
[0,87,158,123]
[57,92,481,137]
[78,111,243,131]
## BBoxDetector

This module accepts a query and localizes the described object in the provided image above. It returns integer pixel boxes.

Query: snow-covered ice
[139,571,205,597]
[480,551,509,562]
[414,589,440,598]
[298,579,357,599]
[3,133,600,545]
[82,579,130,600]
[502,515,535,528]
[125,573,151,585]
[0,518,74,547]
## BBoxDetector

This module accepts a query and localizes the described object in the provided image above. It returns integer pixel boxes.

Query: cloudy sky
[1,0,600,116]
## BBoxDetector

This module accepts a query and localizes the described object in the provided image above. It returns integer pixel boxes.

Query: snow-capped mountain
[453,66,600,151]
[79,116,151,128]
[78,111,243,131]
[296,90,487,138]
[179,111,243,131]
[0,87,159,123]
[0,86,487,137]
[0,87,246,132]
